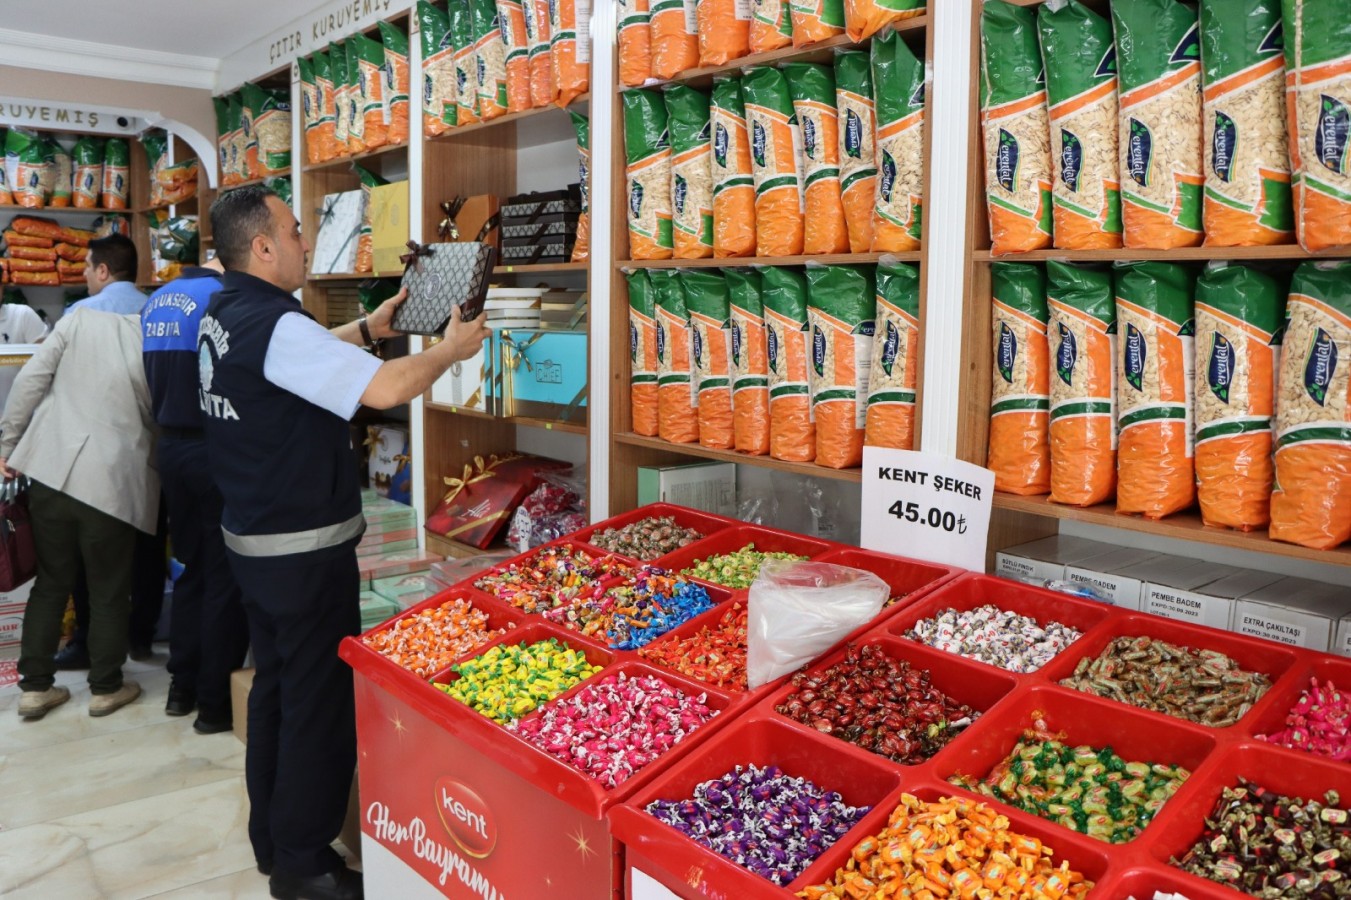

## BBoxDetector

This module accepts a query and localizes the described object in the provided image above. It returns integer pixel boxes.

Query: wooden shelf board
[510,415,587,435]
[494,261,587,275]
[620,17,927,92]
[424,528,502,560]
[424,401,499,421]
[972,245,1334,262]
[614,432,862,482]
[430,94,590,140]
[226,171,292,189]
[3,206,126,217]
[301,142,409,174]
[619,251,920,269]
[993,493,1351,567]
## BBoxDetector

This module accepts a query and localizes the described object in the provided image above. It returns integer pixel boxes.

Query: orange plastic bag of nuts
[844,0,925,42]
[711,77,756,258]
[549,0,590,106]
[378,21,412,146]
[762,266,815,462]
[806,264,875,469]
[785,62,849,255]
[988,262,1051,493]
[790,0,845,47]
[683,270,736,450]
[727,268,771,454]
[524,0,556,107]
[751,0,793,53]
[651,0,699,80]
[627,269,660,436]
[497,0,532,113]
[742,67,805,258]
[651,269,700,443]
[619,0,653,87]
[697,0,749,67]
[865,260,920,451]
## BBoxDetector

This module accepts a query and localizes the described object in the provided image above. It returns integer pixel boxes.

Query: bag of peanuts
[790,0,845,48]
[651,268,699,443]
[711,76,756,258]
[1114,261,1196,519]
[726,268,770,454]
[627,269,660,436]
[844,0,923,43]
[450,0,481,125]
[865,259,920,451]
[751,0,793,52]
[244,83,292,176]
[989,262,1051,495]
[570,111,590,262]
[312,50,342,159]
[1111,0,1204,250]
[299,56,320,165]
[496,0,531,113]
[71,137,102,210]
[623,89,674,260]
[471,0,509,120]
[683,269,735,449]
[806,264,875,469]
[784,62,849,255]
[1047,260,1117,507]
[742,66,805,257]
[762,265,815,462]
[697,0,749,67]
[665,84,714,259]
[342,43,367,154]
[619,0,652,87]
[870,31,924,252]
[523,0,554,107]
[6,128,45,209]
[420,1,458,134]
[378,21,412,145]
[101,138,130,211]
[1038,0,1122,250]
[980,1,1053,255]
[650,0,697,81]
[1283,0,1351,252]
[835,49,876,253]
[329,43,353,155]
[1194,262,1284,531]
[1198,0,1292,247]
[1271,260,1351,549]
[548,0,589,106]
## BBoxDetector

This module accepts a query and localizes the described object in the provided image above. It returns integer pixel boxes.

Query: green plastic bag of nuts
[626,269,659,436]
[761,266,813,462]
[805,264,875,469]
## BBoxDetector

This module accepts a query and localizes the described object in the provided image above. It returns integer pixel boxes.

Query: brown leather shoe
[88,680,141,717]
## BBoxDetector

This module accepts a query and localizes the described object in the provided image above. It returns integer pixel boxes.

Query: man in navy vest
[200,186,489,900]
[141,257,250,734]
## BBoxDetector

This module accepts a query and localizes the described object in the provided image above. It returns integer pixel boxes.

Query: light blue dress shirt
[67,281,148,315]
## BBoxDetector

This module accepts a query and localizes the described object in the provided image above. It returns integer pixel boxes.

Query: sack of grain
[549,0,589,106]
[1271,260,1351,549]
[342,40,368,153]
[870,31,924,252]
[619,0,652,87]
[378,21,412,145]
[227,91,253,177]
[420,1,458,134]
[496,0,531,113]
[652,268,699,443]
[299,55,321,165]
[571,111,591,262]
[243,83,292,176]
[762,265,815,461]
[784,62,849,255]
[711,76,756,258]
[1198,0,1292,246]
[523,0,555,107]
[6,130,45,209]
[101,138,130,211]
[1112,0,1204,249]
[143,131,169,207]
[47,144,70,209]
[651,0,698,80]
[698,0,750,67]
[627,269,660,436]
[742,66,805,257]
[623,89,674,260]
[989,262,1051,494]
[980,1,1053,255]
[1047,260,1117,506]
[37,141,63,208]
[471,0,509,120]
[72,136,102,209]
[865,259,919,451]
[727,268,771,454]
[790,0,845,48]
[329,43,354,155]
[845,0,924,43]
[1283,0,1351,252]
[1194,263,1283,531]
[665,84,714,259]
[212,98,233,188]
[751,0,794,52]
[1038,0,1122,249]
[450,0,481,125]
[312,50,342,160]
[1114,261,1196,518]
[835,49,876,253]
[806,264,874,469]
[683,269,735,449]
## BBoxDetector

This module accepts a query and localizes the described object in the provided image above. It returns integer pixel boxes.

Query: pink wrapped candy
[1258,677,1351,762]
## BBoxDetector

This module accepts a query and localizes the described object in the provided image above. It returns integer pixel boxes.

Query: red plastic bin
[814,546,959,611]
[570,502,736,561]
[1093,865,1248,900]
[542,574,738,653]
[1240,653,1351,751]
[468,541,640,615]
[654,525,840,585]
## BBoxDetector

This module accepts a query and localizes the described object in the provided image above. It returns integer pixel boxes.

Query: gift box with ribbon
[499,328,588,422]
[311,190,364,275]
[391,238,496,335]
[365,425,411,506]
[424,452,570,549]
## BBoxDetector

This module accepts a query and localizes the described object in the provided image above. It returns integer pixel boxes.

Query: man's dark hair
[87,234,138,282]
[211,185,279,271]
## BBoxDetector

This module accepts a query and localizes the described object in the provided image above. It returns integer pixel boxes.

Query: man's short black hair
[87,234,138,282]
[211,185,279,271]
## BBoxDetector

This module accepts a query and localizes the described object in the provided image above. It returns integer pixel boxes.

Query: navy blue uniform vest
[198,270,360,540]
[142,267,221,430]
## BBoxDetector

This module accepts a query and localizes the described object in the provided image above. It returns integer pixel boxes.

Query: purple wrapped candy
[645,763,869,886]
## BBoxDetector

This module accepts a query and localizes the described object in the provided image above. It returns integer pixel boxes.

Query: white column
[587,0,616,520]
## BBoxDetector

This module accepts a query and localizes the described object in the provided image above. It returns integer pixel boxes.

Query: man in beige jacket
[0,308,159,719]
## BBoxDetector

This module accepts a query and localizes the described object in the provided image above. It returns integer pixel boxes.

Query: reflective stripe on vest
[221,511,365,557]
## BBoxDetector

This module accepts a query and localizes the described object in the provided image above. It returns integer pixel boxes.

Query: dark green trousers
[20,481,136,695]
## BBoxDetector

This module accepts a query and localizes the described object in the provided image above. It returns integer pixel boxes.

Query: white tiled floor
[0,645,356,899]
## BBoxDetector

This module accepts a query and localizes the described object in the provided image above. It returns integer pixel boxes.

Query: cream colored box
[1140,561,1248,630]
[1237,577,1349,652]
[994,535,1115,585]
[1064,547,1163,610]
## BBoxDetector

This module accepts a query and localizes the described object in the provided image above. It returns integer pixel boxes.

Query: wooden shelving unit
[607,20,932,512]
[428,94,590,140]
[300,140,410,173]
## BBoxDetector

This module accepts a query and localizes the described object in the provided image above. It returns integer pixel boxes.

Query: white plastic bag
[746,560,889,688]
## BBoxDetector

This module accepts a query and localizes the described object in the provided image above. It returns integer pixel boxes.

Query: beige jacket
[0,309,159,533]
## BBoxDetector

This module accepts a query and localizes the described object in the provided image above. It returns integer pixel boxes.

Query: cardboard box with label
[369,180,410,276]
[637,462,737,517]
[1135,559,1246,630]
[1063,547,1163,610]
[1238,577,1349,652]
[430,334,499,414]
[366,425,411,506]
[993,535,1115,585]
[0,580,34,649]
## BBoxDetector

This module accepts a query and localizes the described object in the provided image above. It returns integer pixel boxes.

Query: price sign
[860,447,994,572]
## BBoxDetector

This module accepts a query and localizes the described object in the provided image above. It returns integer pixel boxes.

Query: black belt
[159,426,205,440]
